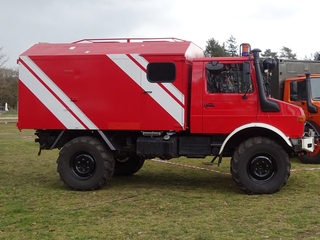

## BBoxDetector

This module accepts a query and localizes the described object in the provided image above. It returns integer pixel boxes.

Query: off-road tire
[230,137,290,194]
[114,156,145,176]
[57,136,115,190]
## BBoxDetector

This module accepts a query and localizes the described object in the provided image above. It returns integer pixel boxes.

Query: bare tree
[0,46,9,68]
[303,52,320,61]
[0,68,18,110]
[0,47,17,110]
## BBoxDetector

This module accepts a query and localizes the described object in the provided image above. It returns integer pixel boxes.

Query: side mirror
[206,61,224,71]
[242,62,250,84]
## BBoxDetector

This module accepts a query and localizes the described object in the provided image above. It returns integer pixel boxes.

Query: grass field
[1,121,320,239]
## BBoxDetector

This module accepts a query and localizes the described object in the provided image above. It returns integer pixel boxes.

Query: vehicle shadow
[110,167,238,194]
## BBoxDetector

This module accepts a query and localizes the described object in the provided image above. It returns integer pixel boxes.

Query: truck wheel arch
[305,120,320,137]
[219,123,292,155]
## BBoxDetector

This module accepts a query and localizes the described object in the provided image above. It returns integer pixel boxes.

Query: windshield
[310,78,320,100]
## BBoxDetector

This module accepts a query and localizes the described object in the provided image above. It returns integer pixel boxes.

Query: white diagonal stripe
[130,54,184,105]
[161,82,184,105]
[107,54,184,127]
[19,56,98,129]
[19,62,84,129]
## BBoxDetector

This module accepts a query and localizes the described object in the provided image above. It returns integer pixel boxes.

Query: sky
[1,0,319,68]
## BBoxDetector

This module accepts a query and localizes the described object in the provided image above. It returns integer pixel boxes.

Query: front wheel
[57,136,115,190]
[230,137,290,194]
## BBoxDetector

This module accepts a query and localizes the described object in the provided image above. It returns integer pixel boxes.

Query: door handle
[143,90,152,94]
[204,103,215,107]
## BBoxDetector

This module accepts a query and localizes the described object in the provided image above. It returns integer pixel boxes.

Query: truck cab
[191,51,309,143]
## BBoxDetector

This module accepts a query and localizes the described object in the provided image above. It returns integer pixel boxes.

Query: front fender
[218,122,292,155]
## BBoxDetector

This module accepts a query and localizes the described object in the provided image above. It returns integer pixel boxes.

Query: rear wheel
[57,136,115,190]
[230,137,290,194]
[114,155,145,176]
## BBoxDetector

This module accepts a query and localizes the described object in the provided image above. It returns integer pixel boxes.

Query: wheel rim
[70,153,96,179]
[248,155,276,181]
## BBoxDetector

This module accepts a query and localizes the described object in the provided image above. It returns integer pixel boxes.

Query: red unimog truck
[268,59,320,164]
[17,38,314,194]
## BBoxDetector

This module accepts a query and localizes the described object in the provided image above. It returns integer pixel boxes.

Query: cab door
[202,62,258,134]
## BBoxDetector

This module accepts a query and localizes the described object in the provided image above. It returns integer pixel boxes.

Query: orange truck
[269,59,320,163]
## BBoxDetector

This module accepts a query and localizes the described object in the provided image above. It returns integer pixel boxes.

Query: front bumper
[301,136,314,152]
[291,129,315,153]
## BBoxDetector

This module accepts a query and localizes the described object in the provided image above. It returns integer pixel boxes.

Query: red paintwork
[17,38,203,131]
[17,81,65,130]
[190,57,305,138]
[17,38,306,139]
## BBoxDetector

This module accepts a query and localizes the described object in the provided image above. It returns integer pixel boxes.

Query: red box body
[17,38,204,131]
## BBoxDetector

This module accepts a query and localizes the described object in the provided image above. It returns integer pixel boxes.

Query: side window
[206,63,253,93]
[310,78,320,100]
[147,62,176,83]
[290,81,306,101]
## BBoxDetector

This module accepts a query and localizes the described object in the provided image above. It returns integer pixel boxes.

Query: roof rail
[72,37,188,44]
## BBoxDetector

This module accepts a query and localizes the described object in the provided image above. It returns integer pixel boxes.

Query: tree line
[0,37,319,111]
[0,47,17,111]
[204,35,320,60]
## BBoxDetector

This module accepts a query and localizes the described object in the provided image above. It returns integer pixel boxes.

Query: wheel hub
[71,153,95,179]
[249,156,275,181]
